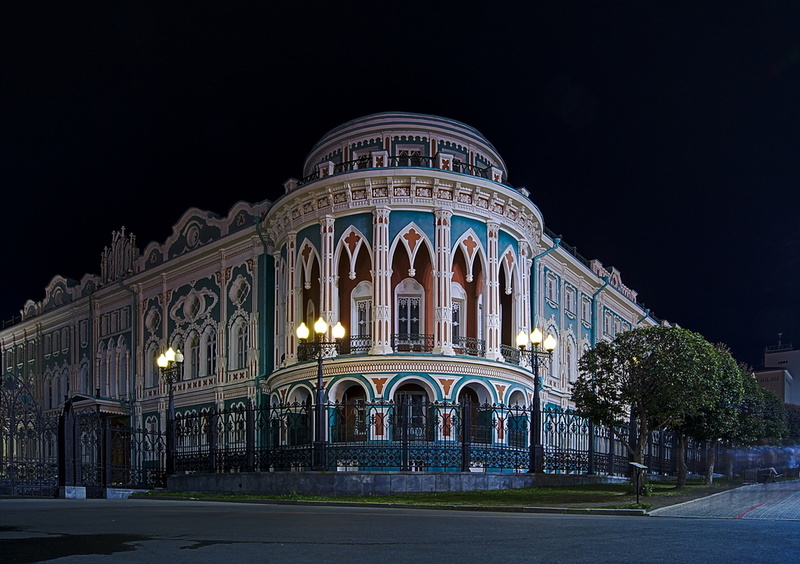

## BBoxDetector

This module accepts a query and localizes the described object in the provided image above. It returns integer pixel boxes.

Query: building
[1,112,662,490]
[759,339,799,404]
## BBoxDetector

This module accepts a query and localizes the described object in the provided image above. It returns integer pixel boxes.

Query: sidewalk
[650,480,800,520]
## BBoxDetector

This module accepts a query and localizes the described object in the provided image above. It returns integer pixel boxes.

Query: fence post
[607,426,616,475]
[208,410,218,473]
[400,396,410,471]
[246,403,255,472]
[461,400,471,472]
[587,419,595,474]
[102,419,112,493]
[58,403,75,490]
[166,412,176,476]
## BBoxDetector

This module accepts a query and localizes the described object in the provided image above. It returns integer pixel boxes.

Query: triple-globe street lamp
[516,328,556,473]
[157,347,184,475]
[296,317,345,470]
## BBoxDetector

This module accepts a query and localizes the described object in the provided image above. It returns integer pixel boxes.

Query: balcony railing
[338,336,372,355]
[392,334,435,353]
[453,336,486,357]
[295,335,524,361]
[298,155,495,186]
[500,344,521,365]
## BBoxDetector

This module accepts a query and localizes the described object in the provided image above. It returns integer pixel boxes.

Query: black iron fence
[170,401,711,476]
[1,372,722,499]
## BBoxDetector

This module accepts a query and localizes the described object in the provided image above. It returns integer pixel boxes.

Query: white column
[518,243,531,336]
[371,207,393,354]
[486,222,502,360]
[320,216,336,334]
[433,209,454,355]
[286,231,299,361]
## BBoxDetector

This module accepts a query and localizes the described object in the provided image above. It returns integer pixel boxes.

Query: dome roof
[302,112,507,179]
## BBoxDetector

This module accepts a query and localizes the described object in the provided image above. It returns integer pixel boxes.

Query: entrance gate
[59,401,167,498]
[0,372,59,497]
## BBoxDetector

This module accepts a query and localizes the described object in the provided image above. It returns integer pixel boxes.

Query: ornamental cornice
[266,171,542,247]
[267,356,538,389]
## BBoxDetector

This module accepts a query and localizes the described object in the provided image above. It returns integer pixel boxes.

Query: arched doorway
[457,387,492,444]
[334,384,367,442]
[393,384,432,441]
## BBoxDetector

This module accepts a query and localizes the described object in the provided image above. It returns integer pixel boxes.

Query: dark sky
[4,2,800,369]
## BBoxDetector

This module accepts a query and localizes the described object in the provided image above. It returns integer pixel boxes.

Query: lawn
[134,477,741,510]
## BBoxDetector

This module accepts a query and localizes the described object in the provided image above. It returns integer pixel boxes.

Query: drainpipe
[637,309,651,326]
[531,237,561,329]
[254,217,269,409]
[590,277,610,347]
[118,277,138,416]
[88,293,94,397]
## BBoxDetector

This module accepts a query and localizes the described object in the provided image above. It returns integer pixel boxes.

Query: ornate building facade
[1,112,660,482]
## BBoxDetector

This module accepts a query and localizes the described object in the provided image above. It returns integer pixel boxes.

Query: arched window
[230,319,249,370]
[81,364,90,395]
[565,338,576,383]
[394,278,425,351]
[451,281,467,349]
[203,327,217,376]
[145,344,158,388]
[189,332,200,379]
[351,281,373,338]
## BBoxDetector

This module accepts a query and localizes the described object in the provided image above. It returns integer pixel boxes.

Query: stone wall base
[167,471,626,496]
[59,486,86,499]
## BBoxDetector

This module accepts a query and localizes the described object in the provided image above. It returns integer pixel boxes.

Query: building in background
[759,337,799,404]
[0,112,662,478]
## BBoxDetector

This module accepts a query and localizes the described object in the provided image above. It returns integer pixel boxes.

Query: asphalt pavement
[650,480,800,520]
[2,497,800,563]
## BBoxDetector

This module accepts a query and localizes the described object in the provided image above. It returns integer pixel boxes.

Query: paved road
[651,480,800,520]
[2,498,800,563]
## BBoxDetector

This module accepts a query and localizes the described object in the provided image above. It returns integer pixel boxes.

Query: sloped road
[2,497,800,563]
[650,480,800,520]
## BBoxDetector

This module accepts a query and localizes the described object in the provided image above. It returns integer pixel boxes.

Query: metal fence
[57,403,167,498]
[1,372,59,497]
[171,401,710,476]
[2,372,716,498]
[1,370,167,499]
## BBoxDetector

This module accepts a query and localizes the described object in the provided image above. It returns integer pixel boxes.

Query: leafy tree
[730,367,788,446]
[671,344,743,485]
[729,365,767,446]
[758,385,788,444]
[785,403,800,442]
[572,326,723,473]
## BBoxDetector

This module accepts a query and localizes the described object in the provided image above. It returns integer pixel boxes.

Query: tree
[671,344,743,485]
[572,326,725,476]
[785,403,800,442]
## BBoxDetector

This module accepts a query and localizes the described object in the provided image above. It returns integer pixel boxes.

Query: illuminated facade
[0,112,659,475]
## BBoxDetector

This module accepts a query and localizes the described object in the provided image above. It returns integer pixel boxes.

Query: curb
[134,495,648,516]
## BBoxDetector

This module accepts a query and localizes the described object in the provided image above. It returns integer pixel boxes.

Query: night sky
[4,2,800,370]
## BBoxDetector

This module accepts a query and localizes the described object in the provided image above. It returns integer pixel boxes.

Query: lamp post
[296,317,345,471]
[516,328,556,473]
[157,347,184,475]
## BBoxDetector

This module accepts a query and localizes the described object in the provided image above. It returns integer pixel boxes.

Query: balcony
[298,155,497,187]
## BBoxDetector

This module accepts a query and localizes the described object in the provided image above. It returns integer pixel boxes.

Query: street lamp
[157,347,184,475]
[516,328,556,473]
[296,317,345,470]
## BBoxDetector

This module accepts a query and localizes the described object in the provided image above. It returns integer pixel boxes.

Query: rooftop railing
[298,155,496,187]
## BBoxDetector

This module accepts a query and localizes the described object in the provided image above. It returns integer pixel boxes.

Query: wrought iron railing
[338,336,372,355]
[298,154,498,186]
[392,333,435,353]
[500,344,521,364]
[168,402,714,476]
[453,336,485,357]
